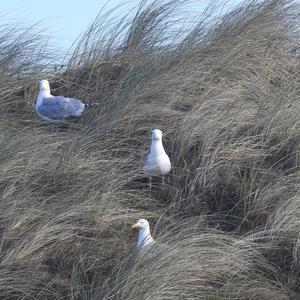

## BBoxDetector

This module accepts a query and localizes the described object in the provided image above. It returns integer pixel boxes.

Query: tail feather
[84,103,99,108]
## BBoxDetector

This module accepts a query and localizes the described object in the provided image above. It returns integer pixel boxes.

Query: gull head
[151,129,163,141]
[38,80,50,92]
[132,219,150,231]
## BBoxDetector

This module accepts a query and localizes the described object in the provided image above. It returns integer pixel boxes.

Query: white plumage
[132,219,155,254]
[143,129,171,193]
[143,129,171,175]
[35,80,98,122]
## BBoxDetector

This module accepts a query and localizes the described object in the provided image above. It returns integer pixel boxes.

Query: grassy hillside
[0,0,300,299]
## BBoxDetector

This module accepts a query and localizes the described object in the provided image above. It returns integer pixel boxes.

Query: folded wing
[36,96,85,120]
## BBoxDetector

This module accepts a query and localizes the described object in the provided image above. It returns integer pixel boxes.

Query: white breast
[143,153,171,175]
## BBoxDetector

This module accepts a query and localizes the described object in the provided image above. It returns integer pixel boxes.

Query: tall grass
[0,0,299,299]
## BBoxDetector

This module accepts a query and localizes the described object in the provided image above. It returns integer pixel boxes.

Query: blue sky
[1,0,243,50]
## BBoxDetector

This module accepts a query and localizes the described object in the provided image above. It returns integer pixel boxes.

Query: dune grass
[0,0,300,299]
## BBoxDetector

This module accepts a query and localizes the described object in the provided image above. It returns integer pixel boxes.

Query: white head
[132,219,154,251]
[38,80,50,92]
[132,219,150,231]
[151,129,163,141]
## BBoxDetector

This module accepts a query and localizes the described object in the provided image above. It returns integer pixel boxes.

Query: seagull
[143,129,171,194]
[35,80,99,122]
[132,219,155,254]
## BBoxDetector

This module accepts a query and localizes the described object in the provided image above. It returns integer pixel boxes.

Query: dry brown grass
[0,0,299,299]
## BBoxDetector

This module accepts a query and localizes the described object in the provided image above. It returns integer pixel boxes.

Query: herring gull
[35,80,98,122]
[143,129,171,194]
[132,219,155,254]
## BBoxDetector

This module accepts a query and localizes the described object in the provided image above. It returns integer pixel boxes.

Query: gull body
[143,129,171,193]
[132,219,155,253]
[36,80,97,122]
[143,129,171,175]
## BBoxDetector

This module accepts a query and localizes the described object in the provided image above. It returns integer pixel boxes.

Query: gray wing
[143,154,161,174]
[139,241,168,260]
[37,96,85,120]
[144,154,150,164]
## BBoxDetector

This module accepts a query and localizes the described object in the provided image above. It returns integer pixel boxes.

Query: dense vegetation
[0,0,299,299]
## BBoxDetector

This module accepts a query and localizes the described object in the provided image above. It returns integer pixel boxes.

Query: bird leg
[51,124,56,139]
[149,175,152,197]
[162,176,165,185]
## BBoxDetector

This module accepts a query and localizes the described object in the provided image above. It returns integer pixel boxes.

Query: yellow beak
[132,223,140,230]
